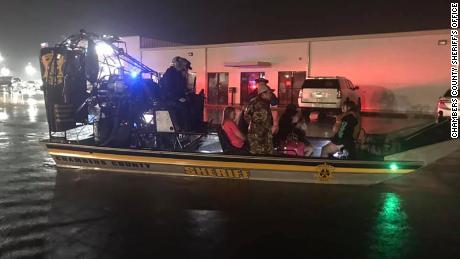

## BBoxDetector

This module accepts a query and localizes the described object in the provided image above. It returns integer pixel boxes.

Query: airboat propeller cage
[39,30,160,133]
[39,46,88,132]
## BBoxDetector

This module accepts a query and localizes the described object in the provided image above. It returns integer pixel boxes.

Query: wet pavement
[0,90,459,258]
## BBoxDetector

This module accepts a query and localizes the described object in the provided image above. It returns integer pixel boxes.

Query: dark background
[0,0,452,75]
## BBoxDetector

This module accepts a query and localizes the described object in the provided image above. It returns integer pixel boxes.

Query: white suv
[298,77,361,113]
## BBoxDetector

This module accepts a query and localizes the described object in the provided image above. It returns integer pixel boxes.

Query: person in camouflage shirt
[244,84,274,155]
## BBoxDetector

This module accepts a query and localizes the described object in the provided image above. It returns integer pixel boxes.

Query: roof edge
[140,29,450,51]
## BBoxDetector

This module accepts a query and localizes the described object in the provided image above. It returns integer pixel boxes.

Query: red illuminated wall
[309,32,450,113]
[138,30,450,114]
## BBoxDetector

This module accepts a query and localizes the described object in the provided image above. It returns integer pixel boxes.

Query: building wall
[309,33,450,113]
[206,42,308,104]
[137,30,449,114]
[141,48,207,94]
[121,36,141,61]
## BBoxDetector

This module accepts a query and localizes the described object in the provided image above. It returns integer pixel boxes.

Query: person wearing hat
[239,78,268,135]
[243,84,275,155]
[160,56,193,131]
[252,78,279,106]
[247,78,269,102]
[239,78,279,134]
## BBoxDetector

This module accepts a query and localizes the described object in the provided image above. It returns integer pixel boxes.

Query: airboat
[40,31,454,185]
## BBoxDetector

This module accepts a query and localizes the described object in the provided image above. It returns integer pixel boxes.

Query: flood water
[0,90,459,258]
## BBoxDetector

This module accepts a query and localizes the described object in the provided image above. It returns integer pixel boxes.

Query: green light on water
[389,163,399,171]
[369,193,409,258]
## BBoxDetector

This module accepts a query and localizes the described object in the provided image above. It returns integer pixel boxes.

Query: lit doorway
[240,72,265,105]
[207,73,229,105]
[278,71,306,106]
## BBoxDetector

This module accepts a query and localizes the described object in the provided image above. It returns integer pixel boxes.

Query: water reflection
[0,109,8,121]
[0,131,9,148]
[26,98,39,123]
[369,192,410,258]
[0,90,43,123]
[0,89,43,105]
[187,209,226,238]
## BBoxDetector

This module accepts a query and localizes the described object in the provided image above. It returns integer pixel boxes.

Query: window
[278,71,306,106]
[207,73,229,105]
[301,79,340,89]
[344,79,354,89]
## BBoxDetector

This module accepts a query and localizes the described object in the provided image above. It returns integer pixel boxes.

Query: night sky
[0,0,451,77]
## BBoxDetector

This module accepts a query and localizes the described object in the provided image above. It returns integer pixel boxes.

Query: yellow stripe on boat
[47,148,414,174]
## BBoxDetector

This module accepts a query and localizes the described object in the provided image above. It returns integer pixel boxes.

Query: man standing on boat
[239,78,279,135]
[160,56,192,131]
[244,84,275,155]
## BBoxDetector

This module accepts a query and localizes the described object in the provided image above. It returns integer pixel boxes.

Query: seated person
[295,111,309,135]
[321,100,359,158]
[275,104,314,157]
[221,107,247,150]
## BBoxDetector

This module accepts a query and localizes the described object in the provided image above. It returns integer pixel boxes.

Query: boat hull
[44,142,423,185]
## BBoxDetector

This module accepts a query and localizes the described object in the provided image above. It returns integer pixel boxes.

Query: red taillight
[337,90,342,98]
[438,99,449,109]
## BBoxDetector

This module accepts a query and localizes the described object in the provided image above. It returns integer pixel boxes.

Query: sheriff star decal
[316,163,334,181]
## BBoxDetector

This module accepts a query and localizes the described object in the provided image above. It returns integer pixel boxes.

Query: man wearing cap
[244,84,275,155]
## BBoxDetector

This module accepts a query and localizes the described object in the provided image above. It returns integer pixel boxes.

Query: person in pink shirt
[222,107,246,149]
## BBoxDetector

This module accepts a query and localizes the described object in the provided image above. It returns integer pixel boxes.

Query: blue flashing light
[130,71,139,78]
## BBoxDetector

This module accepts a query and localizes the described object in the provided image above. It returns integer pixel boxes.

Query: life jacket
[336,111,361,140]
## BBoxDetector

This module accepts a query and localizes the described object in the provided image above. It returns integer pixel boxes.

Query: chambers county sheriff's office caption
[451,2,459,138]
